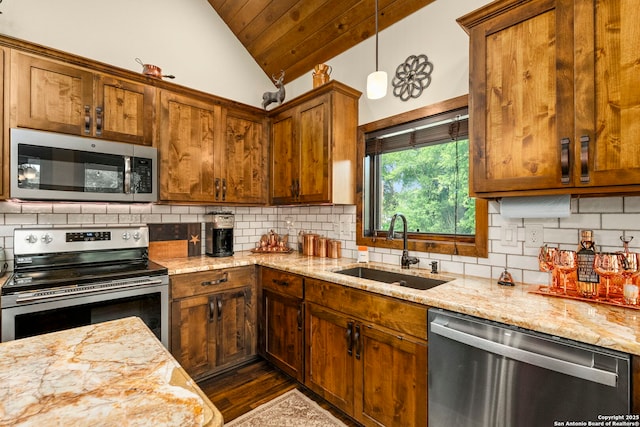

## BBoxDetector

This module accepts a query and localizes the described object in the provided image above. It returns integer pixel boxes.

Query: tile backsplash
[2,196,640,287]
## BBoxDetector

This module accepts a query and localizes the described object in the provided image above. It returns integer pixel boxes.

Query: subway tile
[624,197,640,213]
[170,206,191,214]
[107,204,131,214]
[160,214,181,223]
[130,204,152,214]
[66,214,95,224]
[463,263,491,279]
[140,214,162,223]
[558,214,600,230]
[38,214,69,225]
[54,204,82,214]
[150,204,172,214]
[81,204,107,214]
[579,197,623,213]
[0,202,22,213]
[602,214,640,231]
[21,203,53,213]
[94,214,119,224]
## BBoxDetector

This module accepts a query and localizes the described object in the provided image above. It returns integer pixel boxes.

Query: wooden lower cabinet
[170,267,256,380]
[305,278,428,427]
[259,268,304,382]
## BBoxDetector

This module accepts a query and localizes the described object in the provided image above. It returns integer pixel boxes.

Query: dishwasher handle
[430,317,618,388]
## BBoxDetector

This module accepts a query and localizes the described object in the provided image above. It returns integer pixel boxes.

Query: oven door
[1,282,168,348]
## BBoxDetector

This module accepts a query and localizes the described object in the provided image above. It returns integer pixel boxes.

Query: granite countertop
[160,251,640,356]
[0,317,223,427]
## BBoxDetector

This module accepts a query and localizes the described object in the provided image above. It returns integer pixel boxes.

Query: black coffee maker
[205,212,234,257]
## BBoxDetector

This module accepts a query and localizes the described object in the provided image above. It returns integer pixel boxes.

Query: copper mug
[312,64,332,88]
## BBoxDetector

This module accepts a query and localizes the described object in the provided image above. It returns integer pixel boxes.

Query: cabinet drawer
[261,268,303,299]
[305,278,428,339]
[171,266,255,300]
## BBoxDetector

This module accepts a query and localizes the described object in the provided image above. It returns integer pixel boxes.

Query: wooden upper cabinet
[574,0,640,188]
[95,75,155,145]
[159,91,268,204]
[12,51,155,145]
[459,0,640,197]
[219,108,268,204]
[269,81,361,205]
[158,90,219,202]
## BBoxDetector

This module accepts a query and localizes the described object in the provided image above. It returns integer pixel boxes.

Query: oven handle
[430,317,618,387]
[15,278,165,303]
[201,272,228,287]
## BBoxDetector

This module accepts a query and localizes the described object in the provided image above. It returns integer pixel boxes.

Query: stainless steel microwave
[10,128,158,202]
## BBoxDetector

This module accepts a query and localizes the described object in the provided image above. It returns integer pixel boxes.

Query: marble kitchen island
[0,317,222,427]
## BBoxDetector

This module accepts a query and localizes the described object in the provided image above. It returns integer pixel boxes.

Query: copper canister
[328,240,342,259]
[303,233,318,256]
[315,237,328,258]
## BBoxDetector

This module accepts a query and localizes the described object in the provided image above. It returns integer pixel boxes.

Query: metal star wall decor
[391,54,433,101]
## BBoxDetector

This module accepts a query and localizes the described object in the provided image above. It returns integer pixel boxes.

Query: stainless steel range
[1,226,169,347]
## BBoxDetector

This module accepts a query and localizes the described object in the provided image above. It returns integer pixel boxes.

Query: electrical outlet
[525,224,544,248]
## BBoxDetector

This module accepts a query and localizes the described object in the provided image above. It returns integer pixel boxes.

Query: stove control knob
[41,233,53,244]
[25,234,38,244]
[122,232,131,240]
[132,231,141,241]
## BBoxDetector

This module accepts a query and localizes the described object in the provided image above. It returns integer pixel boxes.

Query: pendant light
[366,0,387,99]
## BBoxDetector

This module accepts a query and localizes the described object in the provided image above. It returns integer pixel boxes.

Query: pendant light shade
[367,71,388,99]
[367,0,387,100]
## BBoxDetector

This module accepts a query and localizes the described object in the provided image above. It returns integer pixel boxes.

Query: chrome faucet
[387,213,419,269]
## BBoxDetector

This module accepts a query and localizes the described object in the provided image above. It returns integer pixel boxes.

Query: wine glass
[593,252,624,300]
[538,245,558,291]
[619,252,639,304]
[553,250,577,294]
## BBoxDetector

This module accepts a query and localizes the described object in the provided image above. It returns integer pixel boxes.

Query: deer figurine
[262,70,286,110]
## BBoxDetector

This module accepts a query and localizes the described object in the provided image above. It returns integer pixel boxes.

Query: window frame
[356,95,488,258]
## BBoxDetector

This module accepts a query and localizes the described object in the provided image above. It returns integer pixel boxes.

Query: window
[356,96,487,257]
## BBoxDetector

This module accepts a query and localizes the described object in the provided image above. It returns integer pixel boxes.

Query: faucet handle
[430,261,438,274]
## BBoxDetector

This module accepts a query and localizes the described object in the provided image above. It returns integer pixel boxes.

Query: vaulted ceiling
[207,0,435,83]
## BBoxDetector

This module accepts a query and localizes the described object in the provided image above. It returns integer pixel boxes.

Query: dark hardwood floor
[198,358,361,426]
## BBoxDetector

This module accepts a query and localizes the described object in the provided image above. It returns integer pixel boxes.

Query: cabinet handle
[208,297,215,323]
[560,137,571,184]
[84,105,91,134]
[217,297,223,321]
[295,179,300,199]
[290,180,296,198]
[272,279,289,287]
[354,324,361,360]
[95,106,103,135]
[297,305,303,331]
[580,135,590,183]
[201,272,228,286]
[346,321,354,356]
[214,178,221,200]
[222,178,227,201]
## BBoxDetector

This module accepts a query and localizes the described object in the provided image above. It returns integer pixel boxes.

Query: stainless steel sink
[334,267,448,290]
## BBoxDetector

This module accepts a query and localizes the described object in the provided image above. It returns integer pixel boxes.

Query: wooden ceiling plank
[226,0,273,35]
[236,0,301,47]
[264,0,434,81]
[244,0,336,54]
[255,0,367,71]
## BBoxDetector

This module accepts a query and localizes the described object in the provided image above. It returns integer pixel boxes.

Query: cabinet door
[298,97,330,203]
[170,295,215,378]
[219,109,267,204]
[0,47,6,199]
[263,289,304,381]
[95,75,155,145]
[13,52,94,136]
[271,111,297,204]
[305,302,354,416]
[355,325,427,427]
[574,0,640,187]
[159,91,220,202]
[467,0,574,194]
[216,287,254,367]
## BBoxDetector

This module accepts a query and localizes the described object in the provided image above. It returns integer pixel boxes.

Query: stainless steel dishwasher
[428,308,631,427]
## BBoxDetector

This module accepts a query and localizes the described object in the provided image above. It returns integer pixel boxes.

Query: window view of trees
[378,139,475,235]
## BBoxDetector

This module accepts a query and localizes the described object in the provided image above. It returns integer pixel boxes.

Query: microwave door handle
[124,156,132,194]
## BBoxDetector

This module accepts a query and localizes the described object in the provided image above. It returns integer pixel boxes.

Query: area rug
[224,389,347,426]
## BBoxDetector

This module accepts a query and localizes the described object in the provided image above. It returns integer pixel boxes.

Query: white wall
[0,0,273,106]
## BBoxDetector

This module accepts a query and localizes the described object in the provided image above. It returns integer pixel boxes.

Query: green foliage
[379,139,475,235]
